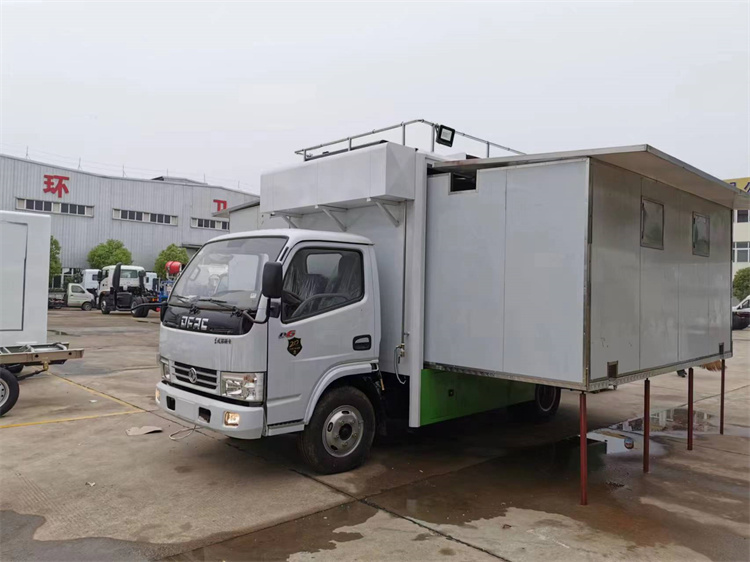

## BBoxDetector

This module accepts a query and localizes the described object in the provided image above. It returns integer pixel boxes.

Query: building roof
[0,153,253,195]
[213,199,260,218]
[206,228,373,246]
[432,144,750,210]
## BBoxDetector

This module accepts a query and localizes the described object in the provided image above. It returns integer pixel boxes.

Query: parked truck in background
[98,264,160,316]
[154,123,747,474]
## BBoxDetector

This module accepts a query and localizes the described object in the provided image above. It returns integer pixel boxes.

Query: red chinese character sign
[214,199,227,212]
[43,175,70,198]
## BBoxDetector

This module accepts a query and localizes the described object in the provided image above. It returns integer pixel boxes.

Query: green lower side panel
[420,369,536,426]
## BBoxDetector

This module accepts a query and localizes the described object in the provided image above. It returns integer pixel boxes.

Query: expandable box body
[260,142,748,424]
[0,211,51,346]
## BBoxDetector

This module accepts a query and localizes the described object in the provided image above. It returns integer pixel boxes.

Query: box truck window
[282,249,363,322]
[640,198,664,250]
[692,213,710,257]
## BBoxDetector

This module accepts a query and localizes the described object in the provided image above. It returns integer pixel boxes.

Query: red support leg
[644,379,650,473]
[580,392,588,506]
[720,359,725,435]
[688,367,694,451]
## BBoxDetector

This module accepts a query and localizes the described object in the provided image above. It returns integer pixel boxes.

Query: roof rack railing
[294,119,525,161]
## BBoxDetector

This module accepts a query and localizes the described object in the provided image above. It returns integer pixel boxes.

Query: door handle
[353,335,372,351]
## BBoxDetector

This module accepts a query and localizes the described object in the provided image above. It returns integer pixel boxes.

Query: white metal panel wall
[590,161,732,377]
[424,171,506,371]
[503,161,587,382]
[640,177,681,368]
[0,211,50,346]
[590,162,642,379]
[678,191,730,360]
[260,143,417,214]
[424,160,588,384]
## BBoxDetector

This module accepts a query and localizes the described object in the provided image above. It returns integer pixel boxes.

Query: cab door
[68,284,88,306]
[265,243,377,425]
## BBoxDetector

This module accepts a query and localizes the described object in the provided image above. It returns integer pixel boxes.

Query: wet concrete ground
[1,309,748,561]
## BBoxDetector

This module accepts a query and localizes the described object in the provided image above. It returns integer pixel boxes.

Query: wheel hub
[322,406,363,458]
[0,378,8,407]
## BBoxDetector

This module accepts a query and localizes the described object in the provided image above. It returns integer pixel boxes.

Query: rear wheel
[510,384,561,421]
[298,385,375,474]
[0,368,20,417]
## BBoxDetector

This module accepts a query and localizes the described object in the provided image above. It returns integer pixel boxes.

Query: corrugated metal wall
[0,155,257,270]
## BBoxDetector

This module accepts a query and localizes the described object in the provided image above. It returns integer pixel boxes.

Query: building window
[737,210,749,223]
[640,198,664,250]
[113,209,177,225]
[191,217,229,231]
[149,213,172,225]
[692,213,710,257]
[16,198,93,217]
[733,242,750,263]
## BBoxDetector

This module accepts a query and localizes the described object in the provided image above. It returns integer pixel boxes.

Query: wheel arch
[303,362,385,434]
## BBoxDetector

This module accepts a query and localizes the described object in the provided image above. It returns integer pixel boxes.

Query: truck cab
[156,230,382,473]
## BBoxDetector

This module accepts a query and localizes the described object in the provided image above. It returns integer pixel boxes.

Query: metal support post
[580,392,588,506]
[486,141,490,158]
[644,379,650,473]
[688,368,694,451]
[401,123,406,145]
[720,359,725,435]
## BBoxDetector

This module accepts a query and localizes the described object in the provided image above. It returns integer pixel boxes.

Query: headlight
[220,372,264,402]
[160,358,171,381]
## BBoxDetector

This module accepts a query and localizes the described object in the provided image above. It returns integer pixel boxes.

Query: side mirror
[97,270,103,282]
[262,262,283,299]
[138,270,146,279]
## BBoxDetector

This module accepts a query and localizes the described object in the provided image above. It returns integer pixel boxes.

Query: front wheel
[298,386,376,474]
[100,297,111,315]
[0,368,20,416]
[81,301,93,311]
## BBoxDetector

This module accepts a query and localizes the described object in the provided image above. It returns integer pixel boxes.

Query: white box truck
[0,210,84,416]
[155,125,749,474]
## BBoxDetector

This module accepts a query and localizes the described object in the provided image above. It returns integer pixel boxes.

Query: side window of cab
[281,248,364,322]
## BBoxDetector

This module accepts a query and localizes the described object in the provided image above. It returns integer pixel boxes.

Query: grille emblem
[188,367,198,384]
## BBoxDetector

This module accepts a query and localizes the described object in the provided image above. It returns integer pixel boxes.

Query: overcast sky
[1,1,748,193]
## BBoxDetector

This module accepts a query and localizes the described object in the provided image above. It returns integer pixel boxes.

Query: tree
[734,268,750,301]
[87,239,133,270]
[154,244,189,276]
[49,236,62,283]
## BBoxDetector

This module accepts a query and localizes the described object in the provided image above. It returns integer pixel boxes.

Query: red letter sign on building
[214,199,227,212]
[43,175,70,198]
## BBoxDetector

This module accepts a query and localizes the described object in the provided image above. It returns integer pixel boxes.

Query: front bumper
[156,382,264,439]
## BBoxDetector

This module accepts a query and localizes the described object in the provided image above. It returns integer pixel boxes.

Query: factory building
[0,154,257,274]
[728,177,750,279]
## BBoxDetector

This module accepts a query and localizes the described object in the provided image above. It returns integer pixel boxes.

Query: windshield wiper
[195,298,267,325]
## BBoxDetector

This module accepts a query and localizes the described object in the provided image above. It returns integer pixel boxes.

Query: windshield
[170,237,286,309]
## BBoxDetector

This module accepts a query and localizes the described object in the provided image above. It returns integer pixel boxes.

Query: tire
[298,385,376,474]
[100,297,111,315]
[0,368,20,417]
[81,301,92,311]
[6,364,23,375]
[510,384,561,422]
[131,298,149,318]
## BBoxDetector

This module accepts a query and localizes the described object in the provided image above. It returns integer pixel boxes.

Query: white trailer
[0,210,84,416]
[154,123,749,485]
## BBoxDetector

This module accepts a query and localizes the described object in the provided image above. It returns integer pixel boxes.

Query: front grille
[173,361,218,390]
